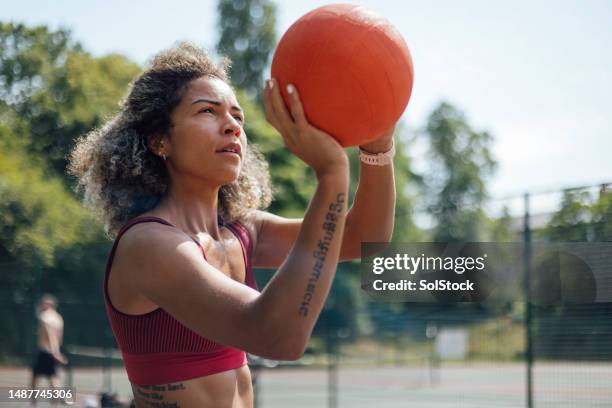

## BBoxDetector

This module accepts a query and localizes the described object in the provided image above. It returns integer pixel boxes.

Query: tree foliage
[543,188,612,242]
[0,127,97,266]
[591,191,612,241]
[0,22,141,177]
[424,102,497,242]
[217,0,277,99]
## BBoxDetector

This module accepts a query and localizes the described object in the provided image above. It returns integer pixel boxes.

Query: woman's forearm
[253,170,349,357]
[344,162,396,257]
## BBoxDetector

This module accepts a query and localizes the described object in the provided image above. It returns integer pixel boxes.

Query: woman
[70,43,396,407]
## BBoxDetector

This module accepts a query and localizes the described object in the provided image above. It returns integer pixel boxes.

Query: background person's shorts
[32,350,58,376]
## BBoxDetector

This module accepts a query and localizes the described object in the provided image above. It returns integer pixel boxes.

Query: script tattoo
[299,192,346,317]
[133,382,186,408]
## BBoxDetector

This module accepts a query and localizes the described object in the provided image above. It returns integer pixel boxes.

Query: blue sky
[4,0,612,216]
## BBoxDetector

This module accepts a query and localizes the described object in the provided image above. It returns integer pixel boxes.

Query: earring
[161,153,167,161]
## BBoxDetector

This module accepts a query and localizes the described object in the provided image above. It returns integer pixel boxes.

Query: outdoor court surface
[0,362,610,407]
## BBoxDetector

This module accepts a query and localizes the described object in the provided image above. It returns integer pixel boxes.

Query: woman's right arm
[117,80,349,360]
[251,166,348,358]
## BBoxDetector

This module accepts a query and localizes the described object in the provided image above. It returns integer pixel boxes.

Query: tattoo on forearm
[133,382,185,408]
[299,193,346,317]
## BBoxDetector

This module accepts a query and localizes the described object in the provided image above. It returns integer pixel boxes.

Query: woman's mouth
[217,143,242,158]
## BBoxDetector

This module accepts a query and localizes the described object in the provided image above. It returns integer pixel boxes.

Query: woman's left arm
[249,128,396,268]
[341,128,396,259]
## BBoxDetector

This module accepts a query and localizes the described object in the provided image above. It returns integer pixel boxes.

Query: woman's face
[164,76,246,186]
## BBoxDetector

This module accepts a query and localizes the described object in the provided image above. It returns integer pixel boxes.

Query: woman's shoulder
[114,217,197,264]
[110,218,207,299]
[117,215,179,242]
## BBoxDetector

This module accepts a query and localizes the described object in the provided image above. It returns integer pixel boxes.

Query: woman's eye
[234,116,244,123]
[199,108,214,114]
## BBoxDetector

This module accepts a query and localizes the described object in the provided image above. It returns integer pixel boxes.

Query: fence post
[66,357,73,389]
[523,193,533,408]
[102,347,112,392]
[326,330,338,408]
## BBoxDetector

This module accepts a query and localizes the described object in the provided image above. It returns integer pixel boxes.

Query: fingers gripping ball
[271,4,414,147]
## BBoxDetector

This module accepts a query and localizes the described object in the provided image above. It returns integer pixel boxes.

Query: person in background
[30,294,68,405]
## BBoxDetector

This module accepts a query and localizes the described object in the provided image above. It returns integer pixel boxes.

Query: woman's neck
[153,182,222,240]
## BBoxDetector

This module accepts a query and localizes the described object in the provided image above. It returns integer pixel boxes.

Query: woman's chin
[216,168,241,185]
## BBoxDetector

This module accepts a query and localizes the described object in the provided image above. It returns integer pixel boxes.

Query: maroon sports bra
[103,216,258,385]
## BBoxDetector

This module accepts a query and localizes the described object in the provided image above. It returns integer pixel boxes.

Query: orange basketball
[271,4,414,147]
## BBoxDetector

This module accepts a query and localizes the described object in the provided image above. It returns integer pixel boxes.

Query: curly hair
[69,42,272,237]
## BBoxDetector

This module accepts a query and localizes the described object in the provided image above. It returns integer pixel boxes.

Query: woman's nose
[223,116,242,137]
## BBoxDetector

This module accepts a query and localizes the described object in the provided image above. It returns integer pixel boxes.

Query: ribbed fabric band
[103,216,256,385]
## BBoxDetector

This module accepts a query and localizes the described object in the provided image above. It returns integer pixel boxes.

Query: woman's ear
[147,133,169,160]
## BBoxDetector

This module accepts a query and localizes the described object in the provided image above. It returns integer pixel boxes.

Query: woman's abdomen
[131,365,253,408]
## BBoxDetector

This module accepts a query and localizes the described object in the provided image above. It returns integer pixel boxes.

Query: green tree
[590,189,612,241]
[543,190,592,241]
[0,110,97,265]
[424,102,497,242]
[487,206,515,242]
[0,22,141,178]
[0,111,106,358]
[217,0,277,99]
[541,187,612,242]
[0,23,76,104]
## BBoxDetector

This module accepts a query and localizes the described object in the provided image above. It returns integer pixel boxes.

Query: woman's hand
[359,125,396,154]
[263,78,348,178]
